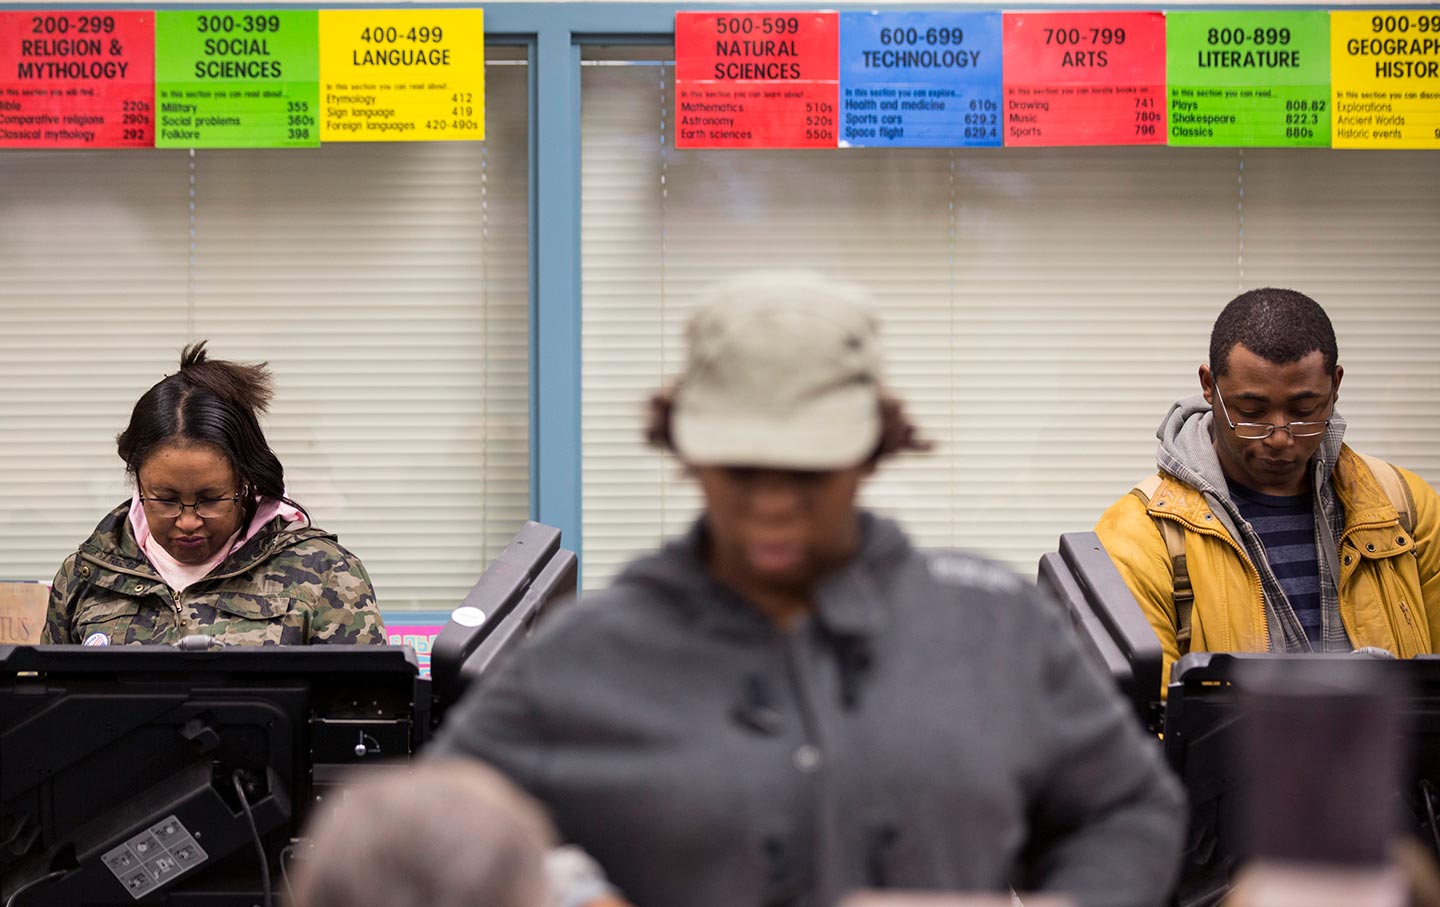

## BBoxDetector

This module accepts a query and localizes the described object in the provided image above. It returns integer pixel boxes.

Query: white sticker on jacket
[83,632,111,646]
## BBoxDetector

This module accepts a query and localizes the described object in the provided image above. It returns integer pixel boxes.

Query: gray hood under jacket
[1154,394,1351,653]
[431,513,1184,907]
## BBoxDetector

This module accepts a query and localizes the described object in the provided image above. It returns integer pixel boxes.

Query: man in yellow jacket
[1097,288,1440,691]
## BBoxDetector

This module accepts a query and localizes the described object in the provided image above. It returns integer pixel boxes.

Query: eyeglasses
[1212,382,1332,441]
[139,492,243,520]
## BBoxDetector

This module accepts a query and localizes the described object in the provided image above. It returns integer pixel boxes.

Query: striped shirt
[1226,479,1322,648]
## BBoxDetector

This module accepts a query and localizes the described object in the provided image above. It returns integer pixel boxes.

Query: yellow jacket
[1096,446,1440,688]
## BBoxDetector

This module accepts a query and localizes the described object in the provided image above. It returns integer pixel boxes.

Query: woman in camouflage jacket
[43,343,384,647]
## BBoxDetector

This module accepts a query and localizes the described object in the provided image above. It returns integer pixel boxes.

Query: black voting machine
[13,521,1435,906]
[1040,531,1440,907]
[0,645,422,907]
[1161,651,1440,906]
[0,522,575,907]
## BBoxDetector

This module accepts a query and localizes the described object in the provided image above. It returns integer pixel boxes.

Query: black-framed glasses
[139,492,243,520]
[1212,382,1333,441]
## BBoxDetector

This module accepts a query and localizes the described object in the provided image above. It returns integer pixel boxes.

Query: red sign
[0,10,155,148]
[675,11,839,149]
[1002,11,1166,147]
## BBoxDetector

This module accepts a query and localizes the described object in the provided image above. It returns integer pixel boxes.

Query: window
[0,50,529,612]
[581,49,1440,588]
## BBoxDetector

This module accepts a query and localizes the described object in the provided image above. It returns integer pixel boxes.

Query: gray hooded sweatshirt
[1155,394,1351,653]
[431,513,1184,907]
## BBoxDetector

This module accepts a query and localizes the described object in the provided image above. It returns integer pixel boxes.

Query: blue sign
[839,11,1003,148]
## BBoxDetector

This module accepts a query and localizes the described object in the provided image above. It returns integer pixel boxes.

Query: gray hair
[291,760,555,907]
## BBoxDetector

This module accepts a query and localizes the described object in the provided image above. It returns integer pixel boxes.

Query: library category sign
[1330,10,1440,149]
[1166,11,1331,147]
[4,7,1440,151]
[1001,11,1167,147]
[154,10,320,148]
[838,11,1003,148]
[318,9,485,142]
[0,10,155,148]
[674,11,840,148]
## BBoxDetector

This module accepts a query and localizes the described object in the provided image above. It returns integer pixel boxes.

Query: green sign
[155,10,319,148]
[1166,11,1330,147]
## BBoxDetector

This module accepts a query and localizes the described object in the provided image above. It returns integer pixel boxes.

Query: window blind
[0,57,529,613]
[580,56,1440,589]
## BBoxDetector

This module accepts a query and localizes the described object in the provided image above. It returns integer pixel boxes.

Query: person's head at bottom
[648,270,925,624]
[291,759,555,907]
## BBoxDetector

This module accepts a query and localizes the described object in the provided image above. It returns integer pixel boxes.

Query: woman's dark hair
[645,389,931,466]
[117,342,304,524]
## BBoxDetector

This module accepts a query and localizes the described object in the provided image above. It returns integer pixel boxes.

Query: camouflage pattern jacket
[44,502,386,646]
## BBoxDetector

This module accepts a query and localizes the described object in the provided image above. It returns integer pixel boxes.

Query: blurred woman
[430,271,1183,907]
[44,342,384,646]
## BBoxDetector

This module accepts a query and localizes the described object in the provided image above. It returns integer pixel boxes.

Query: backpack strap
[1131,474,1194,652]
[1359,453,1416,538]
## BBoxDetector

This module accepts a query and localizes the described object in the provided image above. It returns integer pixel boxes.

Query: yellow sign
[1330,10,1440,149]
[318,9,484,142]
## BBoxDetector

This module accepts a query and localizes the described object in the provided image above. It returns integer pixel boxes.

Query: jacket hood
[1154,394,1351,655]
[80,500,331,581]
[1156,393,1349,516]
[1155,395,1227,498]
[612,510,912,641]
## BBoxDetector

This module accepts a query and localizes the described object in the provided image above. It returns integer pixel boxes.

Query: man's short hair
[291,760,554,907]
[1209,287,1339,377]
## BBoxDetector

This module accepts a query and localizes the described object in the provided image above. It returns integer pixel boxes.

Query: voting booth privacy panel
[1,3,1439,601]
[1038,536,1440,905]
[1161,653,1440,907]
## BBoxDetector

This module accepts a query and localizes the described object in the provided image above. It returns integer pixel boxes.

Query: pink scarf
[129,490,305,594]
